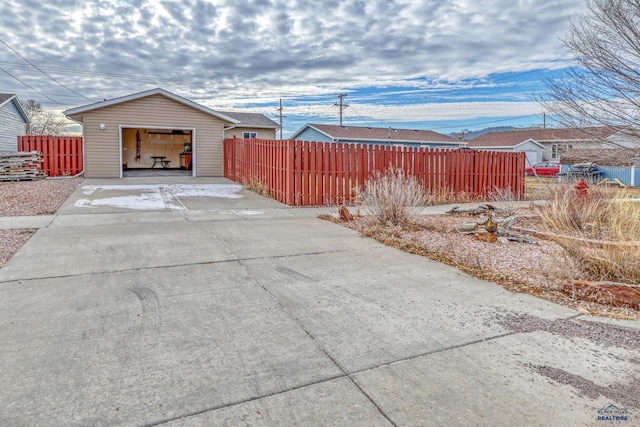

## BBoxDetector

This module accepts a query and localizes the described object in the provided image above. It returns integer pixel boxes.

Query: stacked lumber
[0,151,46,181]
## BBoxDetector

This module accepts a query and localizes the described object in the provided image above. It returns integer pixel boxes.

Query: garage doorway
[120,126,195,177]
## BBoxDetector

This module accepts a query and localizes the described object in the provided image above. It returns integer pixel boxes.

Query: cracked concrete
[0,177,638,426]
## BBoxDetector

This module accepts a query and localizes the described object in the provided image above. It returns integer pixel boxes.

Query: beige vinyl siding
[69,94,226,178]
[225,127,277,140]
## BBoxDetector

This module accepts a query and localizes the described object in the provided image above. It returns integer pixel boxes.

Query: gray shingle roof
[560,148,640,166]
[466,127,617,147]
[304,124,458,143]
[0,93,15,104]
[216,111,279,128]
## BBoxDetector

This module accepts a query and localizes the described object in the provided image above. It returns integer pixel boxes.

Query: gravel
[0,177,83,267]
[533,365,640,410]
[0,177,83,216]
[0,229,36,267]
[500,313,640,407]
[497,312,640,351]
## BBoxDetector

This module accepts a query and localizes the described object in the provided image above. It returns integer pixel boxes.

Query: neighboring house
[465,134,547,166]
[289,124,462,148]
[0,93,29,152]
[219,111,280,140]
[466,127,640,164]
[64,88,240,178]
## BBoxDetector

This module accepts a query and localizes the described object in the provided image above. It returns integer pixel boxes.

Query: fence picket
[223,138,525,206]
[17,135,83,177]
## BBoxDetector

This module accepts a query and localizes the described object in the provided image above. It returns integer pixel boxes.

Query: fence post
[285,140,295,205]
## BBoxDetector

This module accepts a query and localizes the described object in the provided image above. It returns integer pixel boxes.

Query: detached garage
[466,137,546,167]
[64,88,239,178]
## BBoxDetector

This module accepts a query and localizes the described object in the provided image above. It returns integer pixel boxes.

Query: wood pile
[0,151,46,181]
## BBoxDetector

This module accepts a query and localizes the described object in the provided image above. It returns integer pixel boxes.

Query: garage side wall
[70,94,225,178]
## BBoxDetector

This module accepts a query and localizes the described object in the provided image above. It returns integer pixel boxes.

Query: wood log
[455,214,537,244]
[560,280,640,310]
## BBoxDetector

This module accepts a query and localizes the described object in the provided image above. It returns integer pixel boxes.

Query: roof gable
[64,88,239,123]
[0,93,30,123]
[291,124,458,143]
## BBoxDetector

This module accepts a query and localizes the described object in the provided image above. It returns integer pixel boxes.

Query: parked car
[557,162,602,182]
[525,161,560,177]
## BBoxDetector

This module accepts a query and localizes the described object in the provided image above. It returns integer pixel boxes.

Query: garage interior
[121,128,193,176]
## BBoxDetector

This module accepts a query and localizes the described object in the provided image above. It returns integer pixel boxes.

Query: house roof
[0,93,30,123]
[291,124,459,144]
[560,148,640,166]
[466,127,617,148]
[64,88,239,124]
[216,111,279,129]
[0,93,15,104]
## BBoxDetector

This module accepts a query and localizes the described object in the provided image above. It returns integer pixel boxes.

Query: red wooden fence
[224,137,525,206]
[17,136,83,177]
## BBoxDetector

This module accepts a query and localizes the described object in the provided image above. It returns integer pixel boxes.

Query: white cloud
[0,0,585,128]
[284,100,542,122]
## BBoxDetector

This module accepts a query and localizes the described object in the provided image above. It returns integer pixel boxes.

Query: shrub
[487,186,520,216]
[536,186,640,284]
[356,167,430,225]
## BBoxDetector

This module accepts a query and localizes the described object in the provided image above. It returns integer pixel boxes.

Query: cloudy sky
[0,0,586,136]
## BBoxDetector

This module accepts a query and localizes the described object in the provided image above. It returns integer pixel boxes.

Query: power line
[0,39,95,102]
[276,98,286,140]
[0,66,64,105]
[334,93,348,126]
[344,104,372,127]
[0,60,192,85]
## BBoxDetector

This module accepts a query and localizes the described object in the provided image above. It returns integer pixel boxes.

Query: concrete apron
[0,178,638,426]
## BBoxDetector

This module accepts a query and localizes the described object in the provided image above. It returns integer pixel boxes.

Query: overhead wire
[0,39,95,102]
[0,66,65,106]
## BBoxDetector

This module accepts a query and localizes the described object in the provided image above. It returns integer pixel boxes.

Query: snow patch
[75,184,244,211]
[169,184,243,198]
[236,210,264,216]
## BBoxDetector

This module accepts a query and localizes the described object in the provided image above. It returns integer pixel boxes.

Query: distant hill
[449,126,517,141]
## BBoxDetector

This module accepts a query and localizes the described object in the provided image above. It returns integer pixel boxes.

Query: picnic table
[150,156,170,169]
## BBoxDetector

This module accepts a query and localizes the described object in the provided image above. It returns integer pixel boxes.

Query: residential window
[243,132,257,139]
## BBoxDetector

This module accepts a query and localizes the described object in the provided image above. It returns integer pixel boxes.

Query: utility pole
[277,98,286,140]
[335,93,348,126]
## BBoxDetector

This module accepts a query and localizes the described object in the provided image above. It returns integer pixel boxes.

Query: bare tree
[21,99,68,135]
[541,0,640,141]
[452,128,473,141]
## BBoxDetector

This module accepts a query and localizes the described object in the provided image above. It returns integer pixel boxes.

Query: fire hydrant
[575,179,589,196]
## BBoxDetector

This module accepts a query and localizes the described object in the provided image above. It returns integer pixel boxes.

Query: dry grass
[536,187,640,284]
[427,187,480,205]
[243,177,272,198]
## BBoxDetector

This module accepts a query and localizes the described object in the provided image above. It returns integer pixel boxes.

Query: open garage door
[121,127,194,177]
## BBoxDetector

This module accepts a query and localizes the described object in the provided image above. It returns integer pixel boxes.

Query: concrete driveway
[0,177,638,426]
